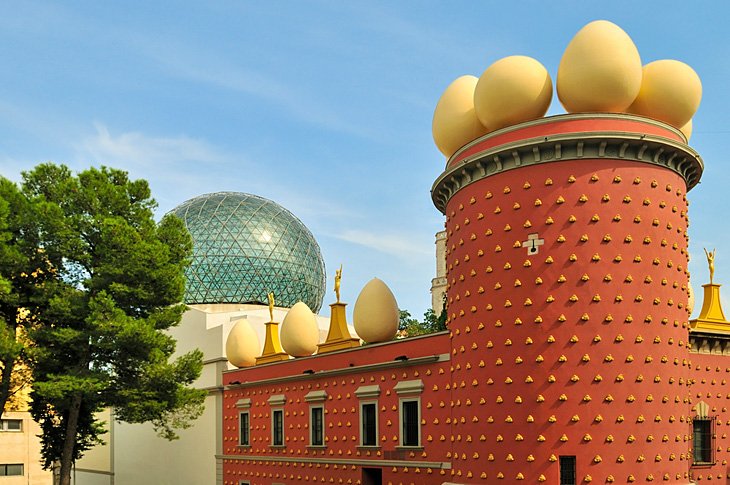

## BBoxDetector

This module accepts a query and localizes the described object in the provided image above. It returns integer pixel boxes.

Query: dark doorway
[362,467,382,485]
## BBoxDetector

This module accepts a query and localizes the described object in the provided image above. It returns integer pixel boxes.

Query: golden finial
[267,292,275,322]
[704,248,716,284]
[334,264,343,303]
[704,248,717,284]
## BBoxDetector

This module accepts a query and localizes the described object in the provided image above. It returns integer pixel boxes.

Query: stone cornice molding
[432,127,704,214]
[218,454,451,469]
[225,353,449,389]
[690,331,730,355]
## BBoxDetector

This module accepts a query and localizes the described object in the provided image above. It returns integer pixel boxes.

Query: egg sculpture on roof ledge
[353,278,399,344]
[627,59,702,129]
[280,301,320,357]
[474,55,553,132]
[430,20,703,159]
[557,20,643,113]
[432,75,489,158]
[225,318,260,368]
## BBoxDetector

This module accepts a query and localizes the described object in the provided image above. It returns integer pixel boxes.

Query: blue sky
[1,1,728,319]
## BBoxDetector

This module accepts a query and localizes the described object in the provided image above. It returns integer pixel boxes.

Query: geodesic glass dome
[169,192,326,312]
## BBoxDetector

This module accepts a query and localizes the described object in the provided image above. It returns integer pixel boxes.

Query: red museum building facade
[221,114,730,484]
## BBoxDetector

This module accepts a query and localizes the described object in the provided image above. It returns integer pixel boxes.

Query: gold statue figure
[334,265,343,303]
[267,292,275,321]
[705,248,716,284]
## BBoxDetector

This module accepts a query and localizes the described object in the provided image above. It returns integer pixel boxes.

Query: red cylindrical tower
[432,114,703,484]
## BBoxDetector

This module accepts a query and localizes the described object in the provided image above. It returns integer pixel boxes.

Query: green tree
[398,309,419,333]
[18,164,205,485]
[0,177,51,419]
[398,301,448,338]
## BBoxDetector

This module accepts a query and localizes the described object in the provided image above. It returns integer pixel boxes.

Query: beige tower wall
[430,229,447,314]
[0,411,52,485]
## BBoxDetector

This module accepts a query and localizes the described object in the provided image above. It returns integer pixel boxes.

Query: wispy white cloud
[77,122,229,169]
[70,123,243,213]
[334,229,431,260]
[71,123,364,224]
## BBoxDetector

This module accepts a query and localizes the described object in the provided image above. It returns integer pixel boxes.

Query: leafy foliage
[398,301,448,338]
[4,164,206,485]
[0,178,54,418]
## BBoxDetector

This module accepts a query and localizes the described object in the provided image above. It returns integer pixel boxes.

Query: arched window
[692,401,715,465]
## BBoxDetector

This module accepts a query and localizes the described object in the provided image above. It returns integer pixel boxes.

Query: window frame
[267,394,286,448]
[236,398,252,447]
[239,411,250,447]
[399,398,421,447]
[0,464,24,477]
[394,379,424,448]
[360,401,378,447]
[692,415,716,466]
[305,390,327,448]
[310,406,324,447]
[355,385,381,448]
[271,409,284,447]
[0,419,22,432]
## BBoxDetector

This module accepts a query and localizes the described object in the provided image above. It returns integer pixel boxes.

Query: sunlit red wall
[687,350,730,482]
[443,118,694,483]
[222,333,453,485]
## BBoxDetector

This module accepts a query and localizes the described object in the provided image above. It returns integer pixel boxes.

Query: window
[361,403,377,446]
[401,400,419,446]
[0,464,23,476]
[272,409,284,446]
[355,385,380,447]
[311,407,324,446]
[267,394,286,447]
[239,412,250,446]
[559,456,576,485]
[236,398,252,447]
[305,390,327,447]
[0,419,21,431]
[394,379,423,447]
[693,417,715,464]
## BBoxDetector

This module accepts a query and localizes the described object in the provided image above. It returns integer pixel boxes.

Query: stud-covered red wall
[686,351,730,482]
[444,158,693,483]
[222,333,453,485]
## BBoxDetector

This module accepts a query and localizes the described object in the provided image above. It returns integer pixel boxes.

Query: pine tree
[17,164,205,485]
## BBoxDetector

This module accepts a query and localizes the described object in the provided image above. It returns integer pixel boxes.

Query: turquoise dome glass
[170,192,326,312]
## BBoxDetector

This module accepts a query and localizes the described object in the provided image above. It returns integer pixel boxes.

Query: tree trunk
[58,393,82,485]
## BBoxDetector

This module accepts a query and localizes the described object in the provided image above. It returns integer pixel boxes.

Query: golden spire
[691,249,730,333]
[704,248,716,284]
[267,291,275,321]
[334,265,343,303]
[318,265,360,354]
[256,292,289,364]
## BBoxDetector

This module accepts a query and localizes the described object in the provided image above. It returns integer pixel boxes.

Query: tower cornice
[431,114,704,213]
